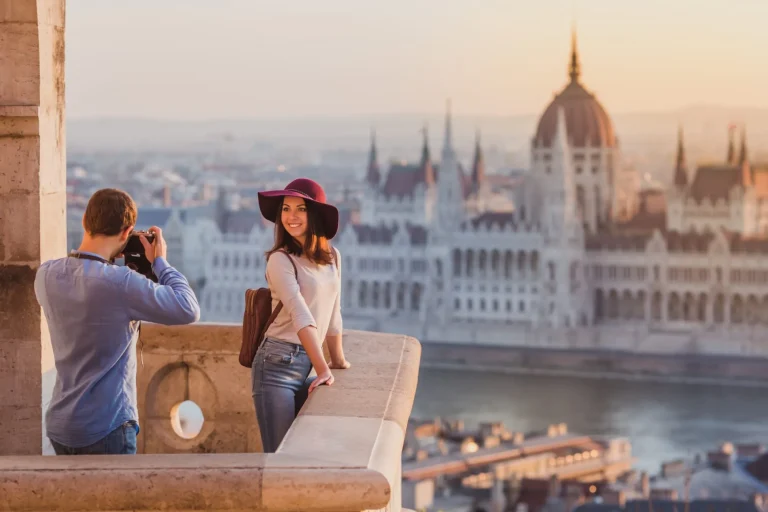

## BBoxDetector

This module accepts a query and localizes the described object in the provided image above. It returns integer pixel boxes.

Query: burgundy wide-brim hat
[258,178,340,240]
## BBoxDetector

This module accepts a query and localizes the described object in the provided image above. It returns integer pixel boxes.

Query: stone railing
[0,325,421,511]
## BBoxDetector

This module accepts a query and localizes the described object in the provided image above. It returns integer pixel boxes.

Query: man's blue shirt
[35,251,200,448]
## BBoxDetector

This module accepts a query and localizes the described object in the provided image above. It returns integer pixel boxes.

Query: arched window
[411,283,422,312]
[384,282,392,309]
[359,282,367,308]
[504,251,514,279]
[372,282,380,309]
[576,185,586,219]
[466,250,474,278]
[652,291,662,321]
[595,289,605,321]
[491,250,500,278]
[453,249,462,277]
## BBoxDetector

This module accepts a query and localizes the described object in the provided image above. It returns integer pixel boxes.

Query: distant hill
[67,104,768,163]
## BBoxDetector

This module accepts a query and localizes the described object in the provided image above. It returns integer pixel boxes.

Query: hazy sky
[66,0,768,120]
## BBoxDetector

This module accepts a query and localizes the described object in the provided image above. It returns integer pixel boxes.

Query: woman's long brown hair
[265,196,335,265]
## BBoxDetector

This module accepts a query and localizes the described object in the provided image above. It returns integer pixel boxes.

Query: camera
[123,230,158,282]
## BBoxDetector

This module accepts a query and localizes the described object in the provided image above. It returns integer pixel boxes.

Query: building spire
[739,125,753,187]
[420,125,435,186]
[568,24,581,83]
[443,98,453,150]
[739,125,748,165]
[366,128,381,187]
[674,125,688,188]
[471,130,485,194]
[727,125,736,165]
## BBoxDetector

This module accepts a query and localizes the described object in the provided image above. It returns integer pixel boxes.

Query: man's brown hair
[83,188,137,236]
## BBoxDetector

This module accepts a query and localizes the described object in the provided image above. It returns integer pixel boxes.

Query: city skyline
[66,0,768,120]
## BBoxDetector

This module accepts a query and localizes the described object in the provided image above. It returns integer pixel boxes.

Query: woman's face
[281,196,308,242]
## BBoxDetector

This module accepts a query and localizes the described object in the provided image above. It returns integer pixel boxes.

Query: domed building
[526,30,634,233]
[532,33,616,150]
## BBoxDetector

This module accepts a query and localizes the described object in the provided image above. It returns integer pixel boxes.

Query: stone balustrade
[0,325,421,511]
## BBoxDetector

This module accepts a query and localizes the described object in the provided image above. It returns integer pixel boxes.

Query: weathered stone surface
[369,419,406,507]
[0,1,38,23]
[299,385,393,420]
[0,136,40,195]
[278,415,381,467]
[0,265,39,339]
[260,468,390,511]
[140,322,242,352]
[0,404,41,453]
[0,193,40,262]
[0,0,67,456]
[0,338,41,407]
[0,466,265,511]
[0,21,40,105]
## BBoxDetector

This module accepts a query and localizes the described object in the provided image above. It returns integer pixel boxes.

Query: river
[411,368,768,472]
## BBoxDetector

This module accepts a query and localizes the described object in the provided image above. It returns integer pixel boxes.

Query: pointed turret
[471,130,485,194]
[436,99,465,230]
[419,125,435,186]
[739,126,753,187]
[739,126,748,165]
[443,99,454,153]
[366,129,381,187]
[551,106,577,220]
[568,25,581,83]
[674,125,688,188]
[727,125,736,165]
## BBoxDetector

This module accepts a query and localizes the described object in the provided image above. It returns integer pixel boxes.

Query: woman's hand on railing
[309,369,334,393]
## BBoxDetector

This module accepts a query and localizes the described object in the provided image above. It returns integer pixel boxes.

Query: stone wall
[136,323,263,454]
[0,0,67,456]
[0,326,421,511]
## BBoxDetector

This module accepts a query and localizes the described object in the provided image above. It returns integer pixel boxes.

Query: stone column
[0,0,67,455]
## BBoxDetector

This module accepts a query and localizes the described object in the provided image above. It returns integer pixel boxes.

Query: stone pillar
[0,0,67,455]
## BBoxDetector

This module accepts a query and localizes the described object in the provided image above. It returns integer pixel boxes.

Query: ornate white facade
[192,33,768,359]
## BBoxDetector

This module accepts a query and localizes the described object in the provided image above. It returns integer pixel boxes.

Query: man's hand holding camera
[138,226,166,264]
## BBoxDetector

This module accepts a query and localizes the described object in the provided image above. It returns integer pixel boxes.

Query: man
[35,188,200,455]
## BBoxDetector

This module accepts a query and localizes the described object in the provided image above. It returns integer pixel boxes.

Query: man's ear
[120,225,134,242]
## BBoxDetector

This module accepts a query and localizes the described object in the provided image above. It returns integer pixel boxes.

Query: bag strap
[264,249,299,327]
[68,252,113,265]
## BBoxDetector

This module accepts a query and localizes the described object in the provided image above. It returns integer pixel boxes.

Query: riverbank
[420,342,768,388]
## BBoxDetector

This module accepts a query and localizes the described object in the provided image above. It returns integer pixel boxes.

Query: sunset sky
[66,0,768,119]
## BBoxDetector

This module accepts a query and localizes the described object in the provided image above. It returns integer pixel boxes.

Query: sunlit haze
[66,0,768,119]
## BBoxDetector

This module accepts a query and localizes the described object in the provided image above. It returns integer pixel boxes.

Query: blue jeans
[251,338,314,453]
[50,421,138,455]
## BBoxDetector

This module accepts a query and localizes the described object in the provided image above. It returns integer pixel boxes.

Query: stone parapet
[0,326,421,511]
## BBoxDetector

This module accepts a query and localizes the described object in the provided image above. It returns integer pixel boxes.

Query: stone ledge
[0,326,421,511]
[0,105,38,117]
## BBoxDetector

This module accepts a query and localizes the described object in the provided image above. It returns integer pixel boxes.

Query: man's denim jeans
[251,338,314,453]
[50,421,138,455]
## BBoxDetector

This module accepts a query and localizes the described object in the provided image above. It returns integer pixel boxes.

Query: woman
[253,178,351,452]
